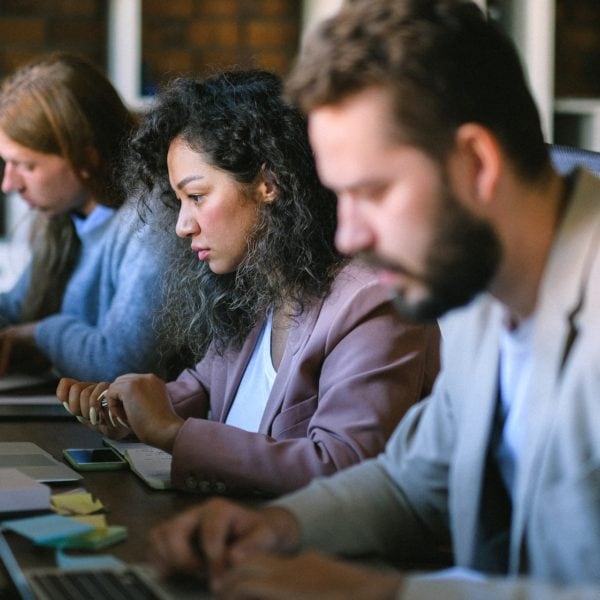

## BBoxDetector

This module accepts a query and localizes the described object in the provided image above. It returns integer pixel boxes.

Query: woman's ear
[79,146,100,180]
[256,166,278,204]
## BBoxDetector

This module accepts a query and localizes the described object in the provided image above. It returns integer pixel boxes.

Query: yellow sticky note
[72,515,108,529]
[51,492,104,515]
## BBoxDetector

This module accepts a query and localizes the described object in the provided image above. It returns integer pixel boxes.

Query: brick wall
[143,0,301,93]
[0,0,301,92]
[555,0,600,97]
[0,0,107,79]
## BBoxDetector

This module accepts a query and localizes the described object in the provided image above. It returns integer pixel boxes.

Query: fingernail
[117,417,129,429]
[76,416,87,424]
[108,410,116,428]
[62,402,73,415]
[89,406,97,425]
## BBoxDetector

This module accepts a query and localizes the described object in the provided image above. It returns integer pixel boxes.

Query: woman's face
[168,136,264,275]
[0,129,95,217]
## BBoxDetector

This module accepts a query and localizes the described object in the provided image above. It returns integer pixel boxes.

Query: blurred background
[0,0,598,289]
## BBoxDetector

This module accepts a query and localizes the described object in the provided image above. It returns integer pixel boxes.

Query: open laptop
[0,443,81,483]
[0,529,210,600]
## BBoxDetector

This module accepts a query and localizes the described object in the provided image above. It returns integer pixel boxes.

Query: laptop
[0,443,81,483]
[0,529,210,600]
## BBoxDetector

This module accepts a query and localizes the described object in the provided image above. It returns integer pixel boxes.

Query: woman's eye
[188,194,204,203]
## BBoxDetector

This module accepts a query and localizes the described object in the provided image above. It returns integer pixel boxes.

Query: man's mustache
[355,251,432,287]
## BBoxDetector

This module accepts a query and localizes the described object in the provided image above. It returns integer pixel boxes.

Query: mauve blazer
[166,261,440,497]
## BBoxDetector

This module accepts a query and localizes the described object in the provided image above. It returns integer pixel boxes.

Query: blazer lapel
[510,170,600,570]
[450,300,504,566]
[258,298,323,434]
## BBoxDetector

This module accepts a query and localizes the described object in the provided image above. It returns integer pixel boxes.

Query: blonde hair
[0,52,136,321]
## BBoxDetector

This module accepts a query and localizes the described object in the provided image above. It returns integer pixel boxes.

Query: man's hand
[216,551,404,599]
[148,499,302,585]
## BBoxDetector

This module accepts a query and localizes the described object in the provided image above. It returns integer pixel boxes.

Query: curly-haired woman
[58,70,440,497]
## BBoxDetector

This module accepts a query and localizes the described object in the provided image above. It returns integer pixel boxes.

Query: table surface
[0,416,202,595]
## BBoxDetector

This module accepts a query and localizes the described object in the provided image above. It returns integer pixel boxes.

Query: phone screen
[66,448,122,464]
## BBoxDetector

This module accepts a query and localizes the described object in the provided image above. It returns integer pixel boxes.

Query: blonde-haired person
[0,52,165,381]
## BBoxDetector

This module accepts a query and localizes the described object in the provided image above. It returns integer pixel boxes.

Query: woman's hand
[0,322,48,376]
[56,377,129,438]
[100,373,184,452]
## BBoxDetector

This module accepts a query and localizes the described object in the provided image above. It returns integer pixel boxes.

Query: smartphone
[63,447,128,471]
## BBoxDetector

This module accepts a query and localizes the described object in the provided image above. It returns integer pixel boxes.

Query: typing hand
[217,551,404,600]
[0,322,42,376]
[148,499,302,588]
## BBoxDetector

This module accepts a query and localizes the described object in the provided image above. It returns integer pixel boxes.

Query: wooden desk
[0,417,202,595]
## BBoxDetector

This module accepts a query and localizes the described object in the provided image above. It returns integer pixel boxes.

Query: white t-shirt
[495,313,536,495]
[225,312,277,432]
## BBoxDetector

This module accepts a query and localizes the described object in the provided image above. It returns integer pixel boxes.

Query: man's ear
[450,123,501,208]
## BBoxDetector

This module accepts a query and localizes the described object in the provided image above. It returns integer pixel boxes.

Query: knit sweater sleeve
[34,207,165,381]
[0,265,31,328]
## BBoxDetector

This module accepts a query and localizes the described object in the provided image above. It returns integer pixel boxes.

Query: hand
[100,373,184,452]
[148,499,301,585]
[0,322,44,376]
[56,377,129,437]
[217,551,404,600]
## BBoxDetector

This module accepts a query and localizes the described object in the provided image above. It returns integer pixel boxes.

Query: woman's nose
[1,162,22,194]
[175,202,199,238]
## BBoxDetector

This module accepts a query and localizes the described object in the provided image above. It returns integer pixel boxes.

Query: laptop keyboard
[29,568,163,600]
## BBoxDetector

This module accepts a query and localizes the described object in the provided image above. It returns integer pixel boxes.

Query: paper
[51,492,104,516]
[103,438,172,490]
[124,448,172,490]
[0,468,50,513]
[2,514,93,545]
[56,525,128,550]
[72,515,108,529]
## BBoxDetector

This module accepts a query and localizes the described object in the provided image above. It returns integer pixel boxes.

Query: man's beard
[361,184,502,322]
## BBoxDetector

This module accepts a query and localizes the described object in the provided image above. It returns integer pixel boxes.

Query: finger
[65,381,95,418]
[215,557,283,599]
[201,501,258,582]
[148,507,208,575]
[56,378,78,406]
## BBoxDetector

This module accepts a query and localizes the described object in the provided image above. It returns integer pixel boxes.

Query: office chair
[549,143,600,177]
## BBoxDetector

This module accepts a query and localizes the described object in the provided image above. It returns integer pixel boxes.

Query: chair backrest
[549,143,600,177]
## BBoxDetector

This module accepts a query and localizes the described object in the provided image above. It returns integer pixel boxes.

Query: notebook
[0,529,210,600]
[0,443,81,483]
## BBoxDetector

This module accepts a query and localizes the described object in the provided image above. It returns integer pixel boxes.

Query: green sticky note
[54,525,128,550]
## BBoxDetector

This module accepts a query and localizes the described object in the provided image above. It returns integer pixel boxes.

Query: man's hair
[0,52,136,321]
[286,0,549,180]
[129,70,342,368]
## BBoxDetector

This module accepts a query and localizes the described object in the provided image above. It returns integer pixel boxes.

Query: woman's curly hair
[129,70,344,368]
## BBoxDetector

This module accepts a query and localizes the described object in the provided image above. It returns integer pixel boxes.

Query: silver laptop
[0,443,81,483]
[0,529,210,600]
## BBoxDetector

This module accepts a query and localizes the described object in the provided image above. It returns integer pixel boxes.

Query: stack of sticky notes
[0,468,51,513]
[2,512,127,551]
